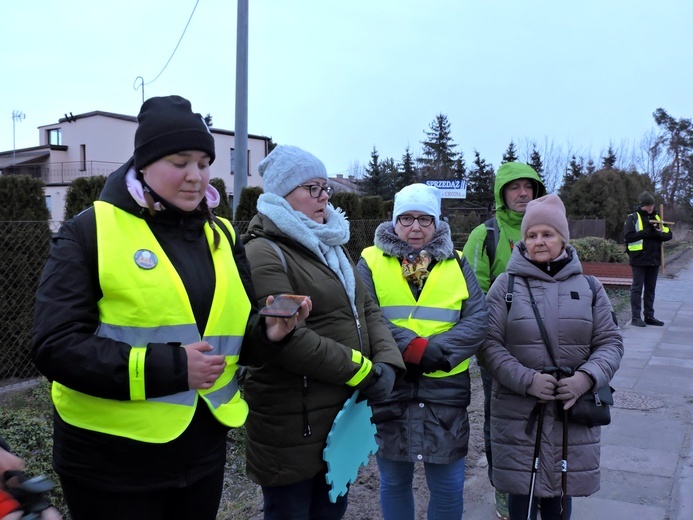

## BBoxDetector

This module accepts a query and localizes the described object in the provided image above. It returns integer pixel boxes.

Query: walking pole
[527,402,546,520]
[561,405,568,520]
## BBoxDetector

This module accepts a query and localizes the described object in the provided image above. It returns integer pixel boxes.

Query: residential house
[0,109,272,222]
[329,173,360,194]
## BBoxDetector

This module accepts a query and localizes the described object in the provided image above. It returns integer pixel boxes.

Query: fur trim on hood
[373,221,454,261]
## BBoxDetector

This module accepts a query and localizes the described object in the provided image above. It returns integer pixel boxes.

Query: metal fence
[0,221,52,385]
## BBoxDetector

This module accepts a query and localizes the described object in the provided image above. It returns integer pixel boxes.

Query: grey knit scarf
[256,193,356,313]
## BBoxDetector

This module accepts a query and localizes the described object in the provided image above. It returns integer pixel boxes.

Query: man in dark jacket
[624,191,672,327]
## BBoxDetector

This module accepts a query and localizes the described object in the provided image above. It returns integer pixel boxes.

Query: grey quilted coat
[478,243,623,497]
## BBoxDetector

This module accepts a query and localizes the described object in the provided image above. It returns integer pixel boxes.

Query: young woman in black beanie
[31,95,309,520]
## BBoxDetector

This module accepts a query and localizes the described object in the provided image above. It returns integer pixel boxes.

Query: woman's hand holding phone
[262,294,312,342]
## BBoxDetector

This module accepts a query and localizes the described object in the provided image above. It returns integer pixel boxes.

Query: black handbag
[568,384,614,427]
[523,277,614,427]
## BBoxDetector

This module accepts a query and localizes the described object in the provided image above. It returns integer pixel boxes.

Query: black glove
[419,343,451,373]
[645,225,660,237]
[361,363,396,402]
[404,362,424,382]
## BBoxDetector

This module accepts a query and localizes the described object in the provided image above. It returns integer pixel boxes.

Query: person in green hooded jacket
[462,161,545,520]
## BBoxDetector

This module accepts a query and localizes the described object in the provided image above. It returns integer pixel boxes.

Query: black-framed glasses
[396,214,435,227]
[298,184,334,199]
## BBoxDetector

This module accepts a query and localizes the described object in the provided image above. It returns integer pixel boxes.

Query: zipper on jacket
[354,316,363,350]
[302,376,312,437]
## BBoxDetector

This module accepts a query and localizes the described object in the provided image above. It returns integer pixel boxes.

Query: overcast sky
[2,0,691,178]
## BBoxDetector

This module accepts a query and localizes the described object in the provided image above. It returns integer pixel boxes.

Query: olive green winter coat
[241,213,404,487]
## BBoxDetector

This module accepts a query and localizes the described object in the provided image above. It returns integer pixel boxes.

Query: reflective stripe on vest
[627,213,645,251]
[361,247,470,378]
[52,202,251,443]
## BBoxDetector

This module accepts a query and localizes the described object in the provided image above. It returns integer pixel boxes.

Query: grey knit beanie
[521,194,570,242]
[258,145,328,197]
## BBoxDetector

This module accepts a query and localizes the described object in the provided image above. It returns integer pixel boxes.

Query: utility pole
[12,110,26,167]
[232,0,249,218]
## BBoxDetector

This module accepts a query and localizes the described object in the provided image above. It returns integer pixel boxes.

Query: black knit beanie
[134,95,216,171]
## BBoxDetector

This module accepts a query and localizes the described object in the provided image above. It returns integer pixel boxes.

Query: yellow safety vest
[627,213,669,252]
[52,201,251,443]
[361,247,470,378]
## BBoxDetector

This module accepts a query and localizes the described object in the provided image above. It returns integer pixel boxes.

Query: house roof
[0,149,50,169]
[40,110,272,142]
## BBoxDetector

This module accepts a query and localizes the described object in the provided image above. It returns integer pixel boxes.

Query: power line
[133,0,200,103]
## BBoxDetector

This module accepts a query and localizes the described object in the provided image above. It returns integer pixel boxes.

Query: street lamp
[12,110,26,167]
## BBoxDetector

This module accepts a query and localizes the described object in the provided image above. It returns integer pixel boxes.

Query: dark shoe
[645,317,664,326]
[631,318,646,327]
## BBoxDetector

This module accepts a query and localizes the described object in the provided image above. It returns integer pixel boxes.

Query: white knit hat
[392,183,442,227]
[258,145,328,197]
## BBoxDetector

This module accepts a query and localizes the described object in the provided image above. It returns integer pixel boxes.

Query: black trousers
[630,265,659,319]
[59,466,224,520]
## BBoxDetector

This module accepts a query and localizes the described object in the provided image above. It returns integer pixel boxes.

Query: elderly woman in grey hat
[242,145,404,520]
[478,194,623,520]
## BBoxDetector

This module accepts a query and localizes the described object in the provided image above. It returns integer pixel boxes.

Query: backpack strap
[212,216,235,246]
[256,236,288,272]
[505,273,515,312]
[584,274,597,307]
[482,217,501,283]
[505,273,596,313]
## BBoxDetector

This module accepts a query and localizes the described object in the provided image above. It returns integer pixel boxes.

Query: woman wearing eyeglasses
[242,145,405,519]
[357,183,489,520]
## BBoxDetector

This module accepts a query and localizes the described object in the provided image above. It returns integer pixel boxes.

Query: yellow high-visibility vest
[627,213,669,251]
[52,201,251,443]
[361,247,470,378]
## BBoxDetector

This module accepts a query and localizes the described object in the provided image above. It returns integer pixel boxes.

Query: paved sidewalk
[463,258,693,519]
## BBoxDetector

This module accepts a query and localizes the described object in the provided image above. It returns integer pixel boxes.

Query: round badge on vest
[134,249,158,270]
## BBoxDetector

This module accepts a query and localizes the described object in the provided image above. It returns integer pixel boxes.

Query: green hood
[494,162,546,212]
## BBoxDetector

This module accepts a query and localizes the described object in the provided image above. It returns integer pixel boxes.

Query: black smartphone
[259,294,308,318]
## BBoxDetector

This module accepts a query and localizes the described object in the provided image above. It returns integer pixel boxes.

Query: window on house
[80,144,86,171]
[230,148,251,176]
[45,195,52,213]
[79,144,87,172]
[48,128,62,146]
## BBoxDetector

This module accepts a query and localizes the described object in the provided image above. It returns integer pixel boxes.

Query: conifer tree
[559,156,584,199]
[601,146,617,169]
[501,140,519,163]
[417,114,458,179]
[0,175,51,378]
[397,146,419,191]
[64,176,108,220]
[528,145,544,180]
[379,157,399,200]
[361,147,385,196]
[586,158,596,174]
[466,150,495,210]
[454,154,467,181]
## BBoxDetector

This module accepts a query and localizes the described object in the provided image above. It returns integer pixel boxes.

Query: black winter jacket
[31,159,273,491]
[623,206,672,267]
